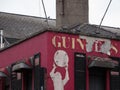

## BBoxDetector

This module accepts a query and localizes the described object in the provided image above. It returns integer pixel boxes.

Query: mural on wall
[80,36,118,55]
[52,35,118,55]
[50,50,69,90]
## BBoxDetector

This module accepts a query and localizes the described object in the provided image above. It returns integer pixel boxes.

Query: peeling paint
[80,36,114,55]
[51,35,118,55]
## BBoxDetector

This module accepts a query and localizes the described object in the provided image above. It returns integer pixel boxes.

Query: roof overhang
[0,67,10,77]
[88,60,116,69]
[12,62,31,72]
[0,72,7,77]
[88,56,118,69]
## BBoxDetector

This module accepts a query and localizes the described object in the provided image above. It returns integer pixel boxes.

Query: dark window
[5,77,10,90]
[24,70,32,90]
[34,66,47,90]
[74,53,86,90]
[33,52,47,90]
[11,72,22,90]
[89,68,106,90]
[110,57,120,90]
[34,53,41,66]
[111,75,120,90]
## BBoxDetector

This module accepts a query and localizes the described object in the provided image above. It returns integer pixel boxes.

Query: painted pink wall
[0,32,48,67]
[0,31,120,90]
[46,32,120,90]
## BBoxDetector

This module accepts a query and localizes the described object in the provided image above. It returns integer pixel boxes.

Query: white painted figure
[50,50,69,90]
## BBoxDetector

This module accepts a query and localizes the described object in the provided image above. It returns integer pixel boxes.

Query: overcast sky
[0,0,120,28]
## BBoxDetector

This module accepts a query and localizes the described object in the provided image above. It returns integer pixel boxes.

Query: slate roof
[0,12,120,50]
[0,12,56,39]
[64,23,120,40]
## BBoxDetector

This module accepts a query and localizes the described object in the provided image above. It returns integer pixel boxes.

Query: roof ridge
[90,24,117,35]
[0,11,55,20]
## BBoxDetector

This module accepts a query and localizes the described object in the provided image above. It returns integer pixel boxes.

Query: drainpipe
[0,30,4,48]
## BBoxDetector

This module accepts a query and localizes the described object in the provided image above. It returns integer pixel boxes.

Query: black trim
[33,52,41,67]
[74,53,86,90]
[110,57,120,90]
[34,67,47,90]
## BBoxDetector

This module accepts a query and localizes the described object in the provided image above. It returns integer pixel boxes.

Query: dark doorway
[5,77,10,90]
[89,68,106,90]
[24,70,32,90]
[34,66,46,90]
[74,53,86,90]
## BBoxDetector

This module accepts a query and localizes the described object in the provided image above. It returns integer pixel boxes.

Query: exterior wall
[0,32,48,67]
[46,32,120,90]
[0,31,120,90]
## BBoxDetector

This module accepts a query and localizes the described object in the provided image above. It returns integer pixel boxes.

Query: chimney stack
[56,0,89,28]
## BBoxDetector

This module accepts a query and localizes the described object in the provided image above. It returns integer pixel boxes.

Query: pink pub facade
[0,30,120,90]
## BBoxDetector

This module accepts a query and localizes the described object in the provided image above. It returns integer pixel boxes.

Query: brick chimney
[56,0,89,28]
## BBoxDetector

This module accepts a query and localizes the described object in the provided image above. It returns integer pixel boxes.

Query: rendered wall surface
[0,31,120,90]
[47,32,120,90]
[56,0,88,27]
[0,32,48,67]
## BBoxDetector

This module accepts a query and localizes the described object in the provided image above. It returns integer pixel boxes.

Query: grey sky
[0,0,120,27]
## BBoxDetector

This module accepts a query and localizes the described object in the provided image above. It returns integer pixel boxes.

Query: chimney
[56,0,89,28]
